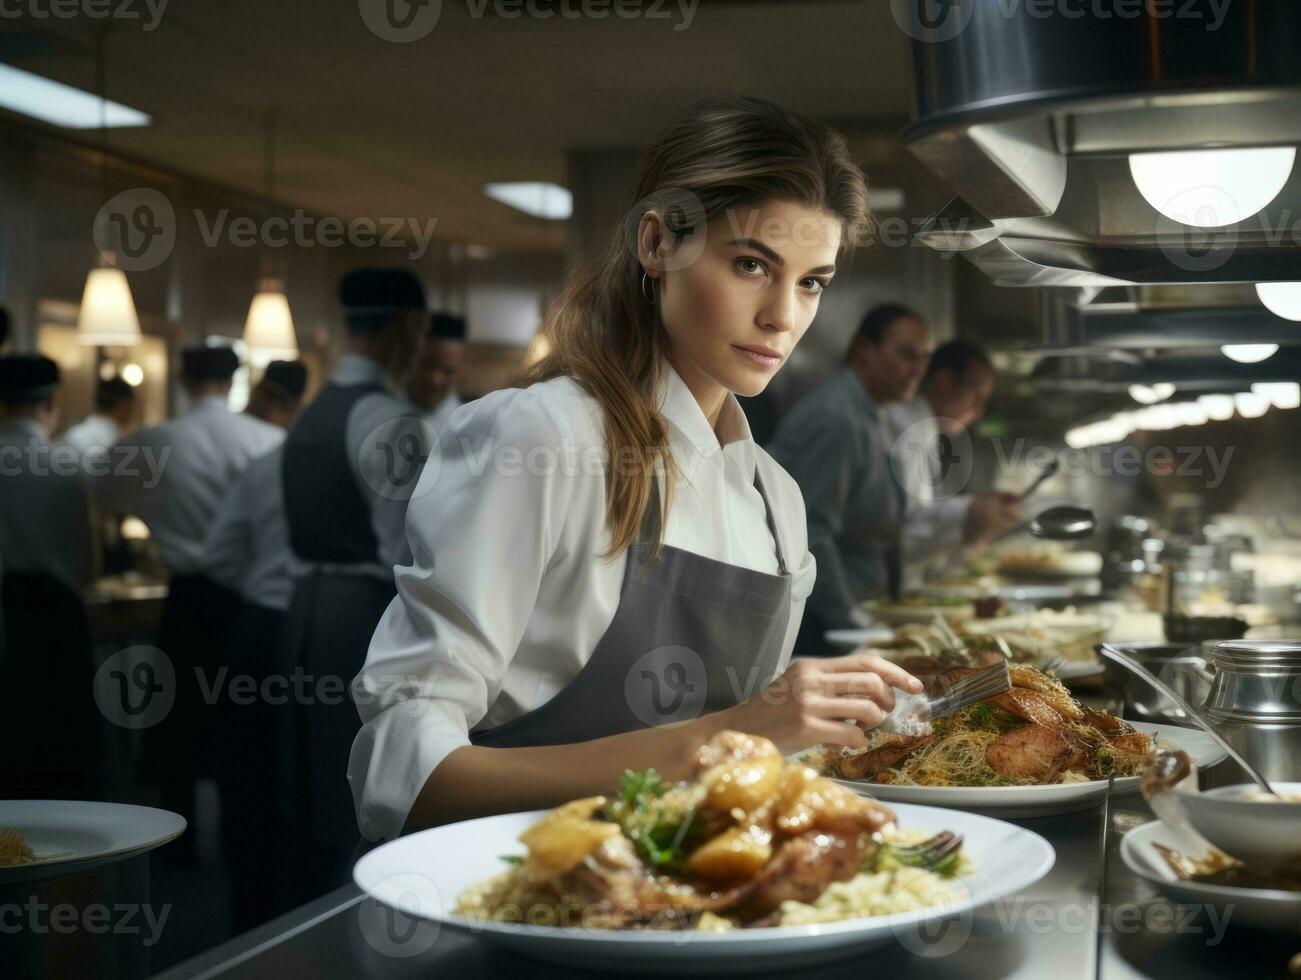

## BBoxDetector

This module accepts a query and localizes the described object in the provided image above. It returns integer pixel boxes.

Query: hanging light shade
[76,264,141,346]
[243,280,297,361]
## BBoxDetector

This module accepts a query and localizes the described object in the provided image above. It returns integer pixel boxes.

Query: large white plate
[1120,820,1301,933]
[825,721,1227,818]
[353,803,1055,974]
[824,627,895,649]
[0,800,186,884]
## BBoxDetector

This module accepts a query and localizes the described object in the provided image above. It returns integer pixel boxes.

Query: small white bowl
[1176,781,1301,867]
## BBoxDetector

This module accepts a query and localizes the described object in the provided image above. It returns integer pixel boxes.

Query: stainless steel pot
[1099,642,1213,724]
[1202,640,1301,785]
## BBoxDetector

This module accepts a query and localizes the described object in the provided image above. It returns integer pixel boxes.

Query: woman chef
[349,96,924,841]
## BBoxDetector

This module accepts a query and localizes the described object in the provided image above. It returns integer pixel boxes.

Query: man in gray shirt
[769,304,931,655]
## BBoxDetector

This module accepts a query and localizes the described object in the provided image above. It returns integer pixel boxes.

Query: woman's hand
[719,652,925,755]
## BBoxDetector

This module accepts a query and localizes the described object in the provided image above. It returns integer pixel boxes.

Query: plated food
[0,801,186,883]
[0,828,40,867]
[808,664,1150,789]
[861,594,976,627]
[994,545,1103,579]
[456,731,969,931]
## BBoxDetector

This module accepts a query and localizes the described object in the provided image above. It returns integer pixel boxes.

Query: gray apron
[472,470,792,747]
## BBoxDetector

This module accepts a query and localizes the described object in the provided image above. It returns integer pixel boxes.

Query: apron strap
[637,466,789,577]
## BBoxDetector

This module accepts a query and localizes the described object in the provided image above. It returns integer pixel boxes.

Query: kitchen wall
[0,119,564,423]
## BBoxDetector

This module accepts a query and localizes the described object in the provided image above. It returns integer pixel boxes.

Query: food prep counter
[152,760,1295,980]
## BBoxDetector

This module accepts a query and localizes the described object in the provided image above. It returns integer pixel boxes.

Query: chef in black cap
[246,358,309,430]
[101,344,284,857]
[201,357,308,926]
[278,267,429,900]
[405,312,466,431]
[0,354,99,796]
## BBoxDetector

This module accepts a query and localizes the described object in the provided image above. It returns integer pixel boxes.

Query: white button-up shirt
[102,396,284,576]
[884,395,972,589]
[425,391,461,433]
[348,364,816,841]
[0,418,97,594]
[58,414,122,469]
[202,447,294,612]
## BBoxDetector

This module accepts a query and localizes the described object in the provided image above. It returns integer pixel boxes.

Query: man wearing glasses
[769,304,931,655]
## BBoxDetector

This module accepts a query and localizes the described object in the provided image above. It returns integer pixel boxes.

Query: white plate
[824,627,895,649]
[825,721,1227,818]
[0,800,186,884]
[1120,820,1301,933]
[991,583,1078,601]
[353,803,1055,974]
[997,556,1103,580]
[1053,659,1104,681]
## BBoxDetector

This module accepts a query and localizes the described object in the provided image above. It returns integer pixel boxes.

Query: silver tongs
[874,660,1012,736]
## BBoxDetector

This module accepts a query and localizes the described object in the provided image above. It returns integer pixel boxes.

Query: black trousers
[213,599,290,931]
[0,573,96,797]
[276,570,395,906]
[149,574,242,847]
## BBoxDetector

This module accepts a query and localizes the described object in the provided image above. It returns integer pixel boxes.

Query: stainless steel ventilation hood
[899,0,1301,287]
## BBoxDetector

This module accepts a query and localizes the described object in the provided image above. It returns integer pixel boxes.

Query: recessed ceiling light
[483,182,572,220]
[0,63,150,129]
[1221,343,1279,364]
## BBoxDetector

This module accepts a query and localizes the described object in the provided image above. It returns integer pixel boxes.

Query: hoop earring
[641,272,656,305]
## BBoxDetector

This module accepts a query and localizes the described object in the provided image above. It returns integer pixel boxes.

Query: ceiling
[1,0,914,250]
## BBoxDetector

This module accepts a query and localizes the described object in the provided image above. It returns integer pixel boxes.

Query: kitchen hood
[900,0,1301,287]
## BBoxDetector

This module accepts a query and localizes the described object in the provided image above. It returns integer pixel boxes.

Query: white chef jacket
[101,396,284,576]
[58,414,122,469]
[0,418,97,594]
[884,395,972,589]
[202,447,294,612]
[349,363,816,841]
[425,390,461,433]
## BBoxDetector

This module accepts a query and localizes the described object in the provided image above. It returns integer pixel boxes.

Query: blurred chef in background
[886,340,1022,589]
[769,303,931,654]
[0,355,98,798]
[59,375,137,468]
[102,345,283,860]
[406,311,466,430]
[246,358,310,430]
[278,268,428,899]
[202,357,307,930]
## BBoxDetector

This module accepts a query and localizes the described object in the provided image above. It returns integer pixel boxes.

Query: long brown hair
[520,96,870,559]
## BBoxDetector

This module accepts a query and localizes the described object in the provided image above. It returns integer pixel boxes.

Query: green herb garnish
[499,854,524,865]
